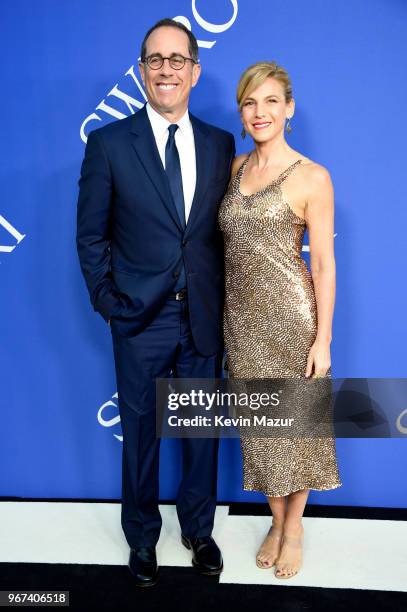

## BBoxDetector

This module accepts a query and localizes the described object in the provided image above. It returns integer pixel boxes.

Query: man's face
[139,26,201,120]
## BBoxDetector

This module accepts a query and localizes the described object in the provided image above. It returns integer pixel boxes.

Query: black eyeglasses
[144,54,198,70]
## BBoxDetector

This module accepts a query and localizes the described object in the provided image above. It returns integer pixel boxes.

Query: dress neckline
[237,155,303,198]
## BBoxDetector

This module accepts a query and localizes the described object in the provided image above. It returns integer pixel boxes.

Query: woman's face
[240,77,294,143]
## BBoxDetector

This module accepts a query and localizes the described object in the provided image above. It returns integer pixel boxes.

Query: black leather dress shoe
[128,546,158,587]
[181,535,223,575]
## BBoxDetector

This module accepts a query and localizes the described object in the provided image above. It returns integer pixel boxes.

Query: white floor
[1,502,406,591]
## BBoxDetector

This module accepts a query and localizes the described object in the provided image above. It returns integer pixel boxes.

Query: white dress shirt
[146,102,196,224]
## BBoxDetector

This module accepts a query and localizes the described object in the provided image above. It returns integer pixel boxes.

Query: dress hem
[243,481,343,497]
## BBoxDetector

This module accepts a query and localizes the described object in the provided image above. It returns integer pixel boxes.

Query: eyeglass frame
[143,53,199,70]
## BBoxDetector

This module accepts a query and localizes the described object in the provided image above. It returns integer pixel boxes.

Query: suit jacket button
[182,239,188,247]
[173,271,180,279]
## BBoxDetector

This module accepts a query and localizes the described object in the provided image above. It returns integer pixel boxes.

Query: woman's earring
[285,117,292,134]
[241,127,246,139]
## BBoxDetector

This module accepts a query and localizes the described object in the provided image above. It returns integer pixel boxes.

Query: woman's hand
[305,340,331,378]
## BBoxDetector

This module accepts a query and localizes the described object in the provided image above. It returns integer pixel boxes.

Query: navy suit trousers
[111,296,222,547]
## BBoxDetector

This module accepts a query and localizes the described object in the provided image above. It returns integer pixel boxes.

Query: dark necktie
[165,124,186,290]
[165,124,186,229]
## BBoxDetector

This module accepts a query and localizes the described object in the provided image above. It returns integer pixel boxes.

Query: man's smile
[157,83,178,90]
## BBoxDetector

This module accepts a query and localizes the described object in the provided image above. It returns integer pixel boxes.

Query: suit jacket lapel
[130,106,183,231]
[184,113,210,238]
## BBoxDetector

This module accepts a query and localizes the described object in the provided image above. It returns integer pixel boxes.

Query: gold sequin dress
[218,157,342,497]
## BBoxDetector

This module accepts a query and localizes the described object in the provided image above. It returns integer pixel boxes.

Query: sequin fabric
[218,156,342,497]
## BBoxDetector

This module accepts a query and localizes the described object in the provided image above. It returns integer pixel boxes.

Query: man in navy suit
[76,18,235,586]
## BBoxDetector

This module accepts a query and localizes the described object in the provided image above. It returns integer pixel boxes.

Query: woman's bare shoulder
[231,153,250,179]
[298,156,332,185]
[295,157,334,209]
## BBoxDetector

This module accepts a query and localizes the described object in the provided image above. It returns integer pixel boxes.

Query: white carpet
[1,502,406,592]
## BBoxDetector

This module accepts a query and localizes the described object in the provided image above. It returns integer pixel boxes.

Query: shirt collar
[146,102,191,139]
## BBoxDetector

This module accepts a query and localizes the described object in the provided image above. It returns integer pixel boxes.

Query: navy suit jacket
[76,105,235,356]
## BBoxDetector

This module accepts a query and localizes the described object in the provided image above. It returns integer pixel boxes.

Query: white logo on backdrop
[80,1,239,143]
[396,409,407,435]
[0,214,26,259]
[97,392,123,442]
[93,3,239,440]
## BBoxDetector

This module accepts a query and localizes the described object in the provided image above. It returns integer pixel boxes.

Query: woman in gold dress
[218,62,342,578]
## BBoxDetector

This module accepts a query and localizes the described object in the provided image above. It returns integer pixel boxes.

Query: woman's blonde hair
[237,61,293,111]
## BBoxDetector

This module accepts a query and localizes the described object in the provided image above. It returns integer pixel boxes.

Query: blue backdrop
[1,0,407,507]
